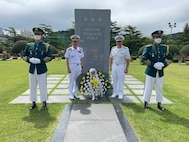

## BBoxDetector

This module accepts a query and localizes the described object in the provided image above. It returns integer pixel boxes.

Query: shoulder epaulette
[44,43,50,53]
[162,44,169,56]
[145,44,152,48]
[78,47,83,50]
[67,47,72,50]
[123,46,129,49]
[112,46,116,49]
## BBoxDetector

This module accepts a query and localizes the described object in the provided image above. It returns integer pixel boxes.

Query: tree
[4,27,16,38]
[123,25,143,55]
[181,23,189,45]
[39,24,53,36]
[110,21,122,48]
[180,44,189,56]
[0,43,6,53]
[180,44,189,61]
[168,44,180,55]
[12,40,27,55]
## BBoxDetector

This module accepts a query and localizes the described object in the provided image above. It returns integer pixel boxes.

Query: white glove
[154,62,162,70]
[33,58,41,64]
[158,62,164,68]
[29,58,41,64]
[29,57,35,64]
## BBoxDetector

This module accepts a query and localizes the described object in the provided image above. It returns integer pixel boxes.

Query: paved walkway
[10,74,173,104]
[51,104,139,142]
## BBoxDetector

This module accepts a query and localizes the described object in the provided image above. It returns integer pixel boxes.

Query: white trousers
[143,72,164,102]
[68,64,81,97]
[29,69,48,102]
[112,65,125,96]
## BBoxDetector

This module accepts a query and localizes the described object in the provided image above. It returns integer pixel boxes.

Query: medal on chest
[152,53,154,57]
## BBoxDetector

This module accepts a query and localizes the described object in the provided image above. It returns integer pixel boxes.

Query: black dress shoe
[144,101,150,109]
[74,95,80,99]
[29,102,36,110]
[41,101,47,109]
[157,102,164,111]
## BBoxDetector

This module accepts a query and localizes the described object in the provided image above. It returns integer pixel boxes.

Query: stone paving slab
[47,78,62,81]
[9,96,40,104]
[48,74,64,77]
[124,90,132,95]
[51,89,69,95]
[64,121,127,142]
[47,80,60,84]
[110,96,140,103]
[132,89,156,96]
[125,75,133,78]
[47,84,57,88]
[22,89,52,95]
[125,80,143,85]
[60,80,69,84]
[70,104,117,120]
[125,77,138,81]
[63,104,128,142]
[48,96,71,103]
[56,84,69,89]
[127,84,144,89]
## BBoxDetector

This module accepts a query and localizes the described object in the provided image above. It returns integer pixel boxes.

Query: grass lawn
[0,59,189,142]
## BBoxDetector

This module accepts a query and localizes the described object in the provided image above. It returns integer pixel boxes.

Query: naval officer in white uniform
[109,35,131,99]
[64,35,84,100]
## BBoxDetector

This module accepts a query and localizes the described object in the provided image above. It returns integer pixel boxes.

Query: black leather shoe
[41,101,47,109]
[74,95,80,99]
[144,101,149,109]
[29,102,36,110]
[157,102,164,111]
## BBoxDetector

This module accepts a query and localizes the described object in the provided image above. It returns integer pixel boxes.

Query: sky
[0,0,188,37]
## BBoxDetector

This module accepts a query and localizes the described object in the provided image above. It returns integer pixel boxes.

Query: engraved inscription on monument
[75,9,111,73]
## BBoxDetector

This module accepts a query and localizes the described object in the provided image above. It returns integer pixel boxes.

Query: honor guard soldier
[141,30,173,110]
[64,35,84,100]
[23,27,52,110]
[109,35,131,99]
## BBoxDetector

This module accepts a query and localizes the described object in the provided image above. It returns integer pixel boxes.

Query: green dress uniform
[141,43,173,110]
[141,44,173,77]
[23,41,52,108]
[23,42,52,74]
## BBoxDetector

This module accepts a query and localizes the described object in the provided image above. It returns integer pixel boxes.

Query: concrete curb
[113,104,139,142]
[51,104,72,142]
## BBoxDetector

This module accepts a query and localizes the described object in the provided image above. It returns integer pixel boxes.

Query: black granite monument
[75,9,111,74]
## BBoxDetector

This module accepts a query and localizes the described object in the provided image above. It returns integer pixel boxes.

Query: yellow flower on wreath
[86,72,90,75]
[91,77,99,87]
[80,81,84,85]
[82,77,85,80]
